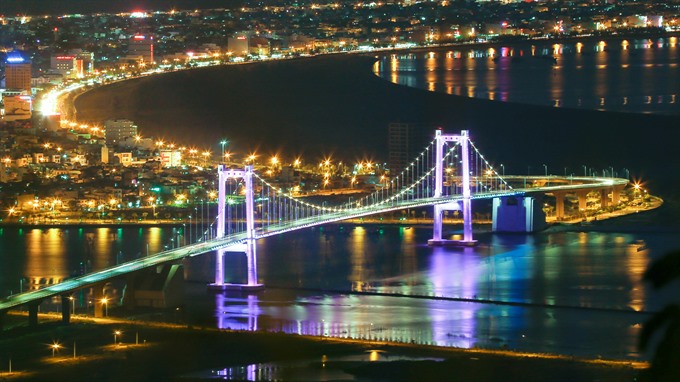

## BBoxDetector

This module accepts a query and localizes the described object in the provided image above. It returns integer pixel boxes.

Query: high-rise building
[50,55,77,78]
[49,52,94,78]
[5,53,32,93]
[228,34,250,56]
[388,122,431,176]
[128,35,154,63]
[75,51,94,75]
[104,119,138,145]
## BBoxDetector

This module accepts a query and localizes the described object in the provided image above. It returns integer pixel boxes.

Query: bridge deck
[0,176,627,312]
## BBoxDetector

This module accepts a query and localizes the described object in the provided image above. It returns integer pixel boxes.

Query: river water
[375,37,680,115]
[2,209,679,360]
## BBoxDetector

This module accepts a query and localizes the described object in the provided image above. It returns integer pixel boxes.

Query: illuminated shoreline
[4,311,649,372]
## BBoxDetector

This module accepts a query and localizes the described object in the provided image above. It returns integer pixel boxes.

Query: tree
[639,250,680,381]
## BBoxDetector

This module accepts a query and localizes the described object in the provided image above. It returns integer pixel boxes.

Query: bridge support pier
[492,196,546,233]
[210,165,263,292]
[0,309,6,331]
[92,283,106,318]
[28,302,39,327]
[600,189,609,208]
[61,294,71,324]
[612,187,621,205]
[554,192,566,220]
[577,190,588,213]
[428,130,477,246]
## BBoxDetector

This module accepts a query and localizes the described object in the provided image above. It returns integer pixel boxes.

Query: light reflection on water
[199,224,680,359]
[2,223,680,359]
[0,226,176,303]
[376,38,680,114]
[189,353,440,381]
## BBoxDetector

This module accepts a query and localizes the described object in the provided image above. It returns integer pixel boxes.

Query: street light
[542,164,547,176]
[51,342,62,357]
[114,330,122,345]
[500,164,505,176]
[220,139,228,158]
[246,153,257,164]
[148,197,156,217]
[69,296,75,315]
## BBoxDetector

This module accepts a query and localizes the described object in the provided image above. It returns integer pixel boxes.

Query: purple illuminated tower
[210,165,263,291]
[428,130,477,246]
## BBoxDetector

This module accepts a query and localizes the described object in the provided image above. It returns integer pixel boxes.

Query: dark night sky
[0,0,242,15]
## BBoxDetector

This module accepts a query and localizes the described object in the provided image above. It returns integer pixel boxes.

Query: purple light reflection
[428,246,479,348]
[216,293,259,331]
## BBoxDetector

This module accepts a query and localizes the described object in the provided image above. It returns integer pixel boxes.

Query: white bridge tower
[428,130,477,246]
[210,164,263,291]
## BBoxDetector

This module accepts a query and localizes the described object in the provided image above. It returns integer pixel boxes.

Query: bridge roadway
[0,176,627,313]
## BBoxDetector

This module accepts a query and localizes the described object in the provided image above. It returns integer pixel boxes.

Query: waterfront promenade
[0,195,663,228]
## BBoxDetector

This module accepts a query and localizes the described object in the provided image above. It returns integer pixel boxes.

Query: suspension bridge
[0,130,628,325]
